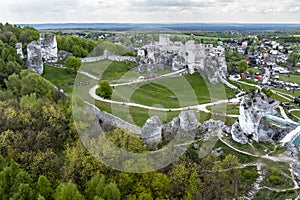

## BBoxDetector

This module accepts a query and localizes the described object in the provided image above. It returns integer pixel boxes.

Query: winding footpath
[90,84,241,115]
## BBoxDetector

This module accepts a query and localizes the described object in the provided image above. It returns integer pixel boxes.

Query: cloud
[0,0,300,23]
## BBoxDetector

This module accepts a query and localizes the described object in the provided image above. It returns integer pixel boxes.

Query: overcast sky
[1,0,300,23]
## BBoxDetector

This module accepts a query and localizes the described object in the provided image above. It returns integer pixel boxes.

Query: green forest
[0,23,298,200]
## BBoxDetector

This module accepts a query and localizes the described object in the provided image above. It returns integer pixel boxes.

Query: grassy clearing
[42,65,76,94]
[290,110,300,118]
[207,103,240,115]
[113,74,236,109]
[261,159,294,189]
[228,79,257,92]
[80,59,137,81]
[129,83,180,108]
[269,146,287,157]
[279,74,300,86]
[213,140,258,164]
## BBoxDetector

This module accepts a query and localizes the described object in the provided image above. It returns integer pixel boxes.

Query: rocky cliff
[27,41,43,74]
[39,33,58,63]
[27,33,58,74]
[231,90,281,144]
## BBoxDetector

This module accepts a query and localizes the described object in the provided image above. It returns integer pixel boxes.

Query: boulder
[162,117,180,141]
[26,41,43,74]
[141,116,162,150]
[178,111,200,135]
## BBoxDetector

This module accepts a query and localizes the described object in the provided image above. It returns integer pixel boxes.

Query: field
[80,59,137,81]
[42,65,76,94]
[207,103,240,115]
[112,73,236,109]
[80,59,173,83]
[290,110,300,118]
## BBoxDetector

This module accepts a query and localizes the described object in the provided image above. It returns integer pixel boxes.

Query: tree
[238,60,248,73]
[54,181,84,200]
[288,52,299,67]
[85,173,106,200]
[97,80,113,99]
[36,175,53,199]
[0,161,33,200]
[65,56,82,74]
[102,182,121,200]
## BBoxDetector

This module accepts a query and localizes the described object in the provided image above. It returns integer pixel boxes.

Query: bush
[243,170,259,180]
[269,175,282,185]
[65,56,82,74]
[96,80,112,99]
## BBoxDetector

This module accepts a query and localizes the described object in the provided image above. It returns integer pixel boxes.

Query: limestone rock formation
[141,116,162,150]
[162,117,180,141]
[231,90,279,144]
[40,33,58,63]
[196,119,229,140]
[161,111,200,142]
[15,43,24,59]
[26,41,43,74]
[26,33,58,74]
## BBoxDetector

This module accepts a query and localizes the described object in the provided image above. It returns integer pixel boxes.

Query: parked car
[293,98,300,106]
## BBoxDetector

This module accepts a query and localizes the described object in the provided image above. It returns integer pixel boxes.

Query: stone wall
[86,102,142,135]
[81,51,136,63]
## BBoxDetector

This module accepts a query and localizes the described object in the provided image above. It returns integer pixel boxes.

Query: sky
[1,0,300,24]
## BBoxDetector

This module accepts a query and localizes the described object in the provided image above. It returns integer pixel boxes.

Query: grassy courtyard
[112,73,236,109]
[80,59,137,81]
[42,64,76,95]
[290,110,300,118]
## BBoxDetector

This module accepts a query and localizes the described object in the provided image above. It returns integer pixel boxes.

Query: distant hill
[17,23,300,31]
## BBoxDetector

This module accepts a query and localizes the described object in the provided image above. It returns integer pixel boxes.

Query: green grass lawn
[80,59,174,83]
[112,73,236,109]
[279,74,300,86]
[213,140,258,164]
[228,79,257,93]
[42,65,76,95]
[289,110,300,119]
[207,103,240,115]
[80,59,137,81]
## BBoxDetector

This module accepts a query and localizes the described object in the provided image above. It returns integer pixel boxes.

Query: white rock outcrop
[39,33,58,63]
[27,41,43,74]
[27,33,58,74]
[141,116,162,150]
[15,43,24,59]
[231,90,279,144]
